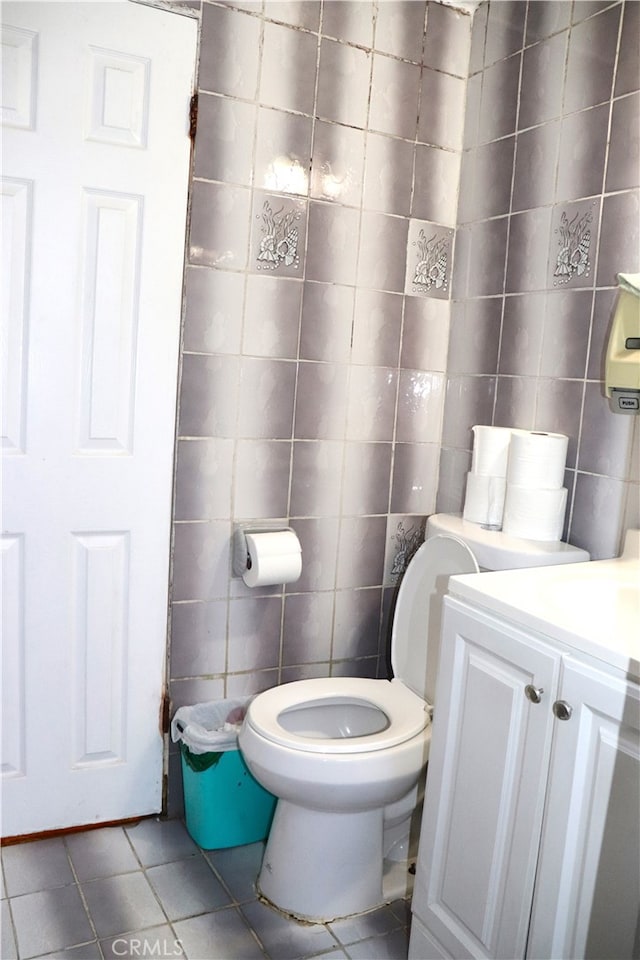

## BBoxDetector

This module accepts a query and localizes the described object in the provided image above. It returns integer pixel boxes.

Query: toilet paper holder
[232,523,299,578]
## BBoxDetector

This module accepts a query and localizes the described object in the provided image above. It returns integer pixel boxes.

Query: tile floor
[1,818,411,960]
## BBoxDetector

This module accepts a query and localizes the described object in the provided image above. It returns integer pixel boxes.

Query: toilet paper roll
[471,425,514,478]
[506,431,568,489]
[502,486,568,542]
[463,473,507,528]
[243,530,302,587]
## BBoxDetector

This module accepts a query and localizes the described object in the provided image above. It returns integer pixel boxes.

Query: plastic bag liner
[172,696,276,849]
[171,698,249,773]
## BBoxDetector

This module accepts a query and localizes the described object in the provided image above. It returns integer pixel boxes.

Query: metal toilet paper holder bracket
[232,523,298,578]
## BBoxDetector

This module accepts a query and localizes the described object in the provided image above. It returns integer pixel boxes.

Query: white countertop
[449,530,640,679]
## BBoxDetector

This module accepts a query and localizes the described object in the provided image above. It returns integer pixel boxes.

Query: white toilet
[238,514,589,923]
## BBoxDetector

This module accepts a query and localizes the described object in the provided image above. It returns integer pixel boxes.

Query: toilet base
[383,854,415,903]
[257,800,385,922]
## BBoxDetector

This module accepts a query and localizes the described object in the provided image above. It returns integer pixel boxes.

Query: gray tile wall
[167,0,639,813]
[439,0,640,561]
[169,0,471,799]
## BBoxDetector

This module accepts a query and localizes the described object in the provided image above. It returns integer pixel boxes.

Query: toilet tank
[426,514,590,570]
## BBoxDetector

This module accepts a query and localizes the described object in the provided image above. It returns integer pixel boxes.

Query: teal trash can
[171,699,276,850]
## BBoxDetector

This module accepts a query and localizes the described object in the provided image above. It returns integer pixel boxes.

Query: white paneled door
[1,2,196,836]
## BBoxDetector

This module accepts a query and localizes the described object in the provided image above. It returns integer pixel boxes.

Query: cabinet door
[410,599,560,960]
[527,658,640,960]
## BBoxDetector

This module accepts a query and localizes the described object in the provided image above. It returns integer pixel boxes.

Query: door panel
[77,188,142,453]
[1,177,31,453]
[410,599,560,960]
[528,658,640,960]
[1,2,196,836]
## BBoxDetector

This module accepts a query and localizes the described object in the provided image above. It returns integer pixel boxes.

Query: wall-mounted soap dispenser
[605,273,640,414]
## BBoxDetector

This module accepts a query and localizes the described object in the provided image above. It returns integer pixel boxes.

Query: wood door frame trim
[1,814,157,846]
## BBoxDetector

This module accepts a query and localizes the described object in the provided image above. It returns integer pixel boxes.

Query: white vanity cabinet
[409,594,640,960]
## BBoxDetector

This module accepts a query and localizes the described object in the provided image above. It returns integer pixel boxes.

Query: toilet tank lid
[426,514,590,570]
[391,535,479,702]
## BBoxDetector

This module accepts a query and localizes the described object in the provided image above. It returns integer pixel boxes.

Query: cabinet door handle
[553,700,573,721]
[524,684,544,704]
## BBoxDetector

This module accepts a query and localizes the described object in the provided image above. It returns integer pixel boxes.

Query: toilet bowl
[238,514,590,922]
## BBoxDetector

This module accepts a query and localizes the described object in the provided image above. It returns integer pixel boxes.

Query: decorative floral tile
[250,190,307,278]
[550,198,600,288]
[405,219,454,300]
[383,515,426,587]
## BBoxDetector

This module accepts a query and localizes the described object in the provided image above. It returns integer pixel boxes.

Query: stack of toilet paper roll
[463,426,569,540]
[462,425,512,528]
[502,431,569,541]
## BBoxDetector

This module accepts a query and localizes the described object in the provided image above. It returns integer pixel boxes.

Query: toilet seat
[245,677,428,755]
[391,534,479,703]
[244,534,478,758]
